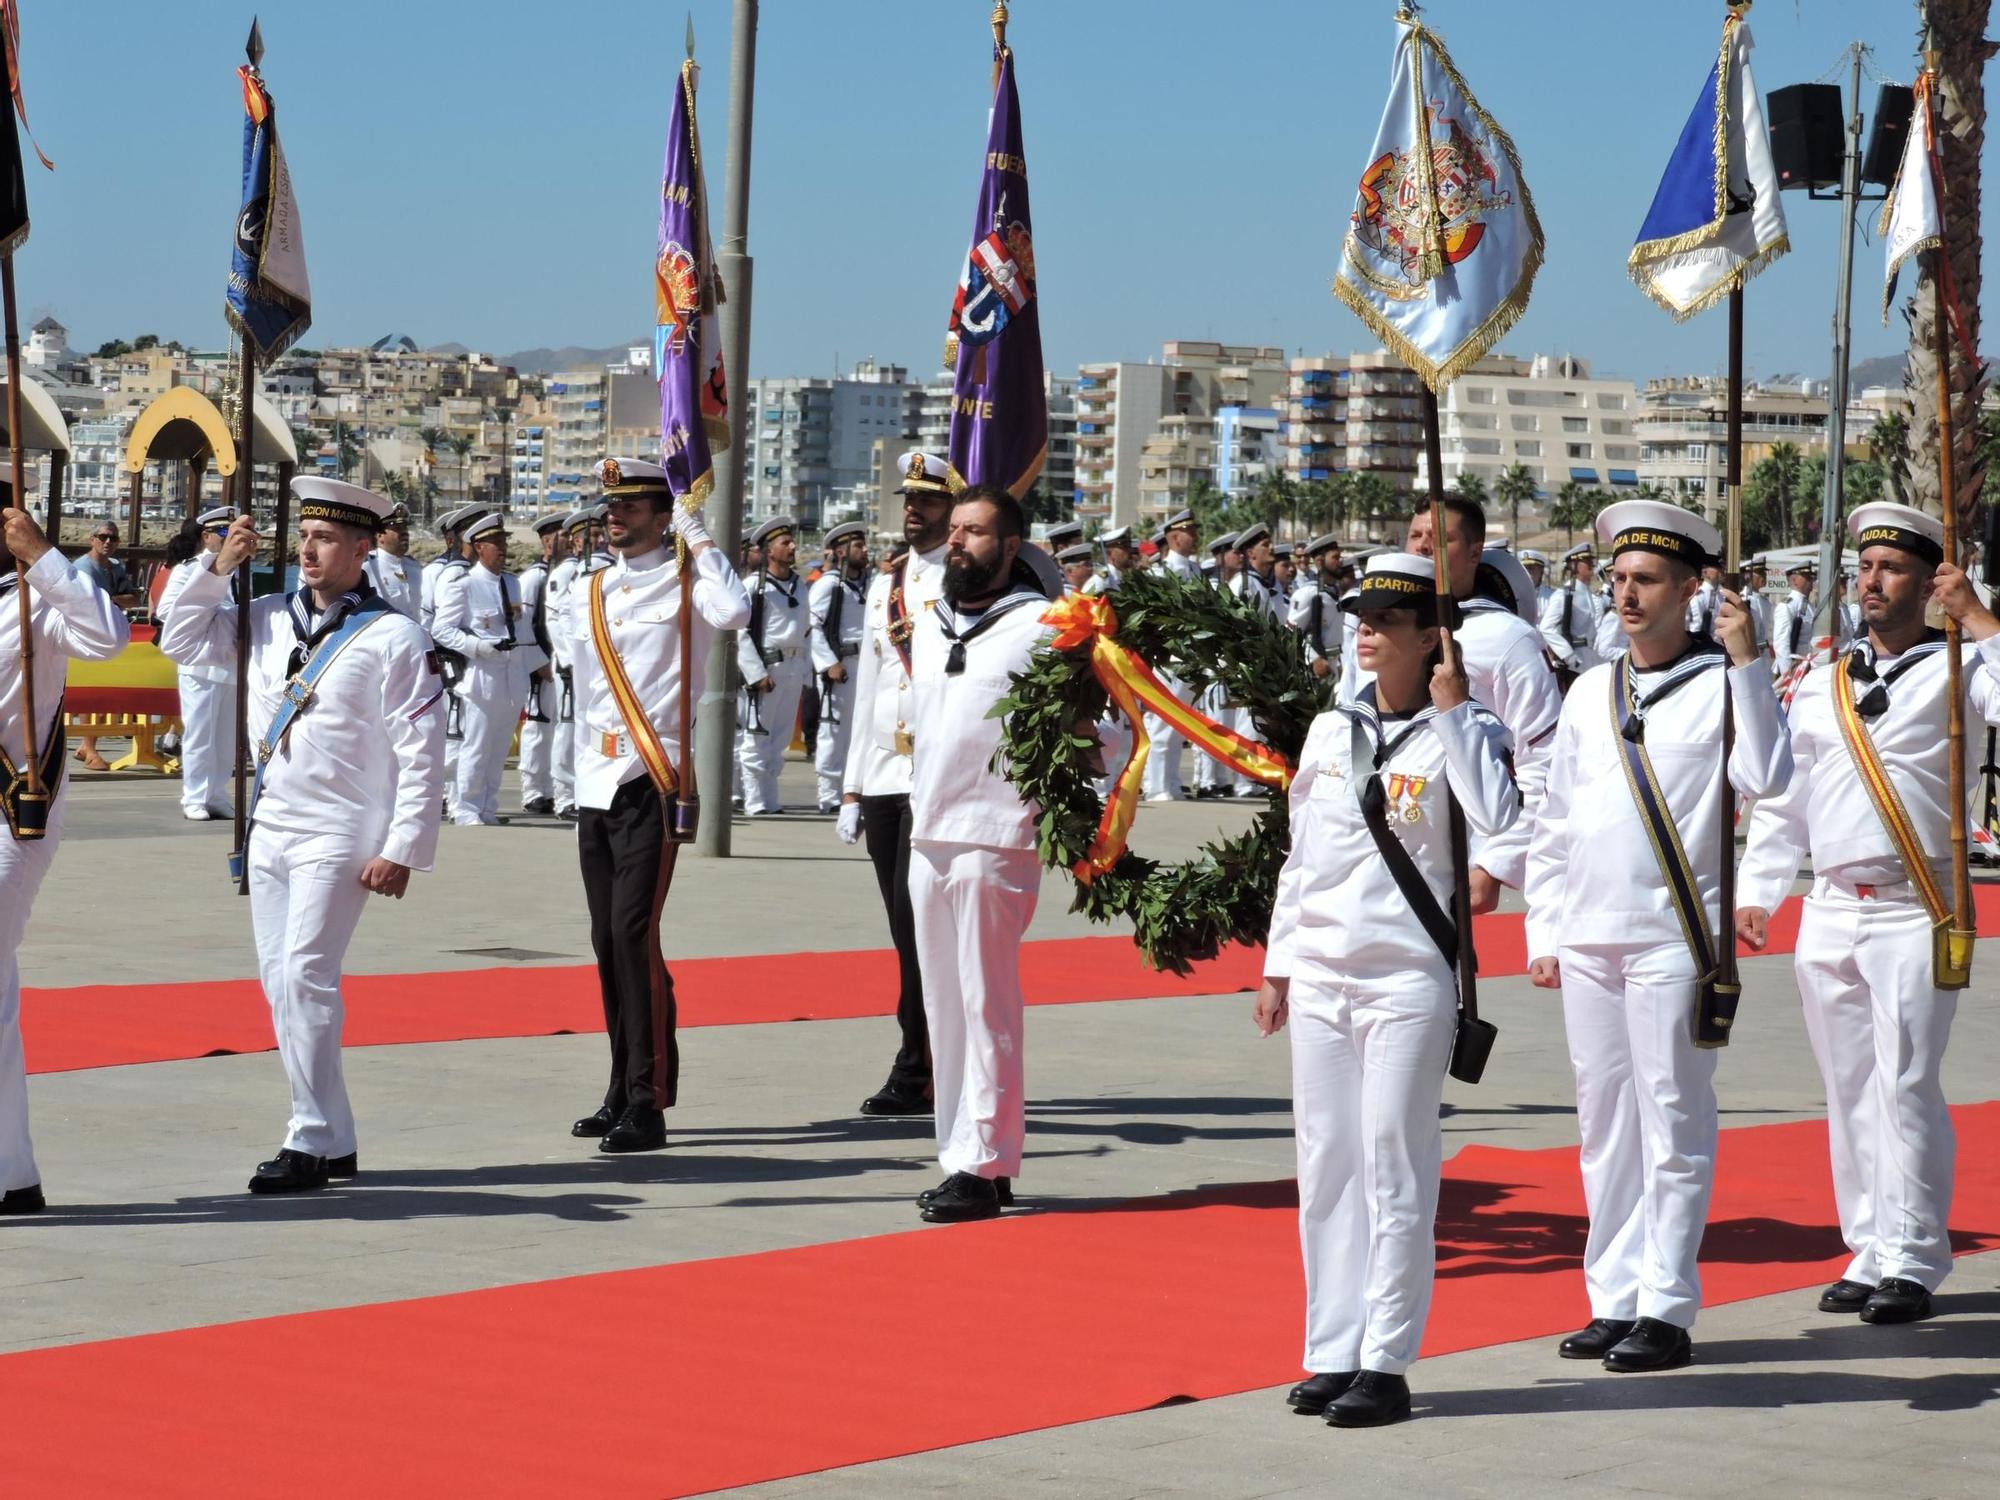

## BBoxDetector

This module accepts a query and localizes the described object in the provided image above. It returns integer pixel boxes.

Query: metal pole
[693,0,758,858]
[230,342,256,892]
[1724,289,1743,577]
[1813,42,1864,654]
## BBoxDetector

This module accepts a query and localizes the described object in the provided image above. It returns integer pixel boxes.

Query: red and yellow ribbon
[1042,592,1292,883]
[590,571,679,798]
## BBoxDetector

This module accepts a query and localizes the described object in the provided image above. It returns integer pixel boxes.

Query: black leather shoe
[0,1184,45,1215]
[248,1149,329,1195]
[860,1082,931,1117]
[522,797,556,816]
[919,1174,1012,1206]
[1286,1371,1358,1415]
[919,1172,1001,1222]
[1602,1317,1692,1372]
[1325,1371,1411,1427]
[1860,1278,1933,1325]
[598,1107,667,1154]
[571,1105,618,1138]
[1818,1278,1874,1314]
[1557,1318,1636,1359]
[325,1153,358,1179]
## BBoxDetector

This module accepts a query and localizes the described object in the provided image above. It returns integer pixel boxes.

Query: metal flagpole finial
[991,1,1008,52]
[246,16,264,70]
[685,12,695,60]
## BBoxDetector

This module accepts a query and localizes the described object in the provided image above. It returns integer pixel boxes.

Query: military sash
[1610,653,1739,1047]
[885,555,916,675]
[1831,653,1973,988]
[0,693,63,841]
[587,570,677,799]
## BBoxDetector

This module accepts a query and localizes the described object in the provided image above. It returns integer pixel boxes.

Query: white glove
[836,801,862,844]
[673,503,713,550]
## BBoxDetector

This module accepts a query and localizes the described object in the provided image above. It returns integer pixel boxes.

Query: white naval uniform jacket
[158,564,446,870]
[1161,549,1202,582]
[568,545,750,811]
[1,551,129,786]
[1231,567,1285,621]
[1770,589,1814,677]
[841,543,948,800]
[364,551,424,620]
[907,586,1053,850]
[1539,581,1604,672]
[1288,579,1345,665]
[158,556,236,686]
[1740,633,2000,913]
[808,570,868,675]
[418,554,465,630]
[431,562,548,701]
[1266,697,1520,983]
[735,569,810,687]
[1525,649,1793,959]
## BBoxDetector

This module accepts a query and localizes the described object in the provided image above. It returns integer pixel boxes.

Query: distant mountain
[496,340,650,375]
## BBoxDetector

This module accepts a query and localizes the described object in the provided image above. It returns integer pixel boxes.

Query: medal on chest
[1384,772,1427,823]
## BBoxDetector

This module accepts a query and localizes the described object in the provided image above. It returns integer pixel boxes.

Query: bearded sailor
[1525,499,1792,1370]
[736,515,810,816]
[157,505,241,821]
[808,520,870,815]
[1738,503,1993,1327]
[1,492,130,1214]
[432,512,546,825]
[516,513,566,816]
[160,477,445,1193]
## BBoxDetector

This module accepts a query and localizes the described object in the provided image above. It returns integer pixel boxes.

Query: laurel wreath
[993,568,1321,976]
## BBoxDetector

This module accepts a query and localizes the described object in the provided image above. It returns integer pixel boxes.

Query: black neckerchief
[1848,629,1949,718]
[286,579,377,678]
[1618,636,1725,743]
[937,586,1043,675]
[764,569,801,608]
[1342,685,1440,763]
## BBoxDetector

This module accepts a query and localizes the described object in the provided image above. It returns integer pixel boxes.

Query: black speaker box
[1768,83,1844,191]
[1862,84,1916,187]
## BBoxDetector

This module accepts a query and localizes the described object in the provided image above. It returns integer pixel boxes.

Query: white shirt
[518,556,555,659]
[907,585,1052,849]
[431,561,547,698]
[1685,580,1723,642]
[569,544,750,810]
[808,569,868,675]
[1161,548,1202,581]
[365,551,424,620]
[736,568,810,686]
[159,563,446,870]
[419,553,466,629]
[1525,651,1793,958]
[1287,577,1344,663]
[1,550,129,788]
[1231,567,1284,621]
[1593,603,1628,662]
[158,554,236,685]
[843,544,948,799]
[1771,588,1815,678]
[1740,633,2000,910]
[1266,697,1519,983]
[1538,579,1604,672]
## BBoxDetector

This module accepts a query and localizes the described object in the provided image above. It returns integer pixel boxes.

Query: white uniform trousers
[1560,941,1718,1328]
[0,817,58,1193]
[1092,711,1133,803]
[737,653,809,814]
[812,671,858,809]
[452,689,522,825]
[1227,706,1259,797]
[517,676,557,807]
[248,827,372,1158]
[1291,966,1456,1377]
[1795,878,1959,1291]
[554,692,578,811]
[1141,673,1188,801]
[177,671,235,815]
[909,840,1039,1178]
[1191,684,1232,793]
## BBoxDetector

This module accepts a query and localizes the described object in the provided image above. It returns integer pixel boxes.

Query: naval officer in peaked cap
[364,503,424,619]
[808,519,871,814]
[516,512,568,816]
[156,504,242,821]
[432,511,545,825]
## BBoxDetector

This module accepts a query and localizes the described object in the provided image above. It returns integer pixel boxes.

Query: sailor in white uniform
[906,486,1061,1224]
[839,451,958,1115]
[1259,551,1520,1428]
[1739,502,1998,1327]
[432,512,546,825]
[1526,499,1792,1371]
[1057,542,1094,595]
[1288,534,1347,694]
[419,503,480,631]
[160,478,445,1193]
[1770,561,1819,679]
[1144,509,1204,801]
[735,515,811,815]
[158,505,240,821]
[1226,525,1287,798]
[1083,525,1134,596]
[1521,549,1555,617]
[1743,556,1774,663]
[544,508,599,819]
[1539,542,1605,686]
[514,513,566,816]
[363,503,424,619]
[808,520,870,814]
[1,491,129,1214]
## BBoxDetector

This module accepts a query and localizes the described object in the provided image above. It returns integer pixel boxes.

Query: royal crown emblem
[906,453,928,480]
[600,458,623,488]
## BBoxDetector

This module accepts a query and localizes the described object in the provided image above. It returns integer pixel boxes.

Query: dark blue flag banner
[225,63,311,358]
[0,0,53,256]
[655,57,727,504]
[944,7,1045,499]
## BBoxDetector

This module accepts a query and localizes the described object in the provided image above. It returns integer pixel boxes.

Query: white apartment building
[1415,353,1640,501]
[1637,376,1830,504]
[744,359,917,529]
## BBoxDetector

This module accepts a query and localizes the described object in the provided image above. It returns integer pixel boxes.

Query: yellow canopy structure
[123,387,238,476]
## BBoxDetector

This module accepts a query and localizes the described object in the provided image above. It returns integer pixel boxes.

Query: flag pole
[3,249,44,836]
[1709,284,1743,1015]
[673,17,699,843]
[229,20,263,895]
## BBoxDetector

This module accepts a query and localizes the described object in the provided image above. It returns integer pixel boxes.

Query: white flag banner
[1880,73,1941,323]
[1331,13,1542,391]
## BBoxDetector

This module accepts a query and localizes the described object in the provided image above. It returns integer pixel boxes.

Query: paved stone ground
[8,755,1998,1496]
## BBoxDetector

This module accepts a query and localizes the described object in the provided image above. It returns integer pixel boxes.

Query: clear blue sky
[13,0,1983,385]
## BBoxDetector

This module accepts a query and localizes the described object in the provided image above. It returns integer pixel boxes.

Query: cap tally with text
[291,476,392,532]
[597,456,673,501]
[196,505,236,529]
[1596,498,1720,570]
[896,450,966,498]
[751,515,797,548]
[1849,501,1944,567]
[822,520,867,548]
[1340,551,1445,624]
[463,512,506,543]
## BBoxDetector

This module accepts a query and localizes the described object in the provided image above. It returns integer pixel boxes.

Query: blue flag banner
[945,32,1045,499]
[655,58,727,504]
[1629,7,1788,320]
[224,65,311,358]
[1332,13,1543,393]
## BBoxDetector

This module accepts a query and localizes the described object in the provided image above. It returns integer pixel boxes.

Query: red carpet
[2,1104,1994,1499]
[24,887,2000,1075]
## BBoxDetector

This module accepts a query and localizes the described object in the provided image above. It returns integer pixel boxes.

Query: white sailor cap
[1057,543,1093,565]
[1305,532,1342,558]
[1518,548,1548,566]
[751,515,798,547]
[822,520,868,548]
[1234,522,1271,550]
[1012,539,1065,600]
[196,505,236,529]
[896,450,965,498]
[463,512,508,543]
[1596,498,1720,569]
[1207,531,1239,555]
[1044,519,1084,546]
[597,456,672,499]
[562,507,594,533]
[1849,501,1944,566]
[1272,541,1296,561]
[291,476,392,531]
[1149,526,1168,546]
[1099,525,1133,547]
[439,502,485,532]
[531,513,567,536]
[1475,546,1540,623]
[382,503,411,527]
[1784,556,1818,576]
[1340,551,1448,624]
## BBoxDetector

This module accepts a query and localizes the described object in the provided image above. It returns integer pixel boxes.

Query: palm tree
[1349,472,1399,538]
[1906,0,1991,536]
[1550,479,1588,544]
[1867,410,1913,505]
[1759,442,1805,549]
[417,425,447,524]
[449,433,476,510]
[1449,471,1489,507]
[335,423,362,481]
[1493,462,1537,546]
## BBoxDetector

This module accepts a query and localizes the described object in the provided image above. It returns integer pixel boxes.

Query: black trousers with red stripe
[578,776,680,1114]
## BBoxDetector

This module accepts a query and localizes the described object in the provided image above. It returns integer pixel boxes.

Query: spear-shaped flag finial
[246,16,263,71]
[685,12,695,60]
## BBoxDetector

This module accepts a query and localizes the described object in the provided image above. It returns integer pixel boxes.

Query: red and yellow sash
[1042,593,1292,883]
[588,571,678,798]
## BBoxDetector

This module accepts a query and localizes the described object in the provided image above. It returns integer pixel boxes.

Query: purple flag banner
[945,39,1045,499]
[655,58,727,504]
